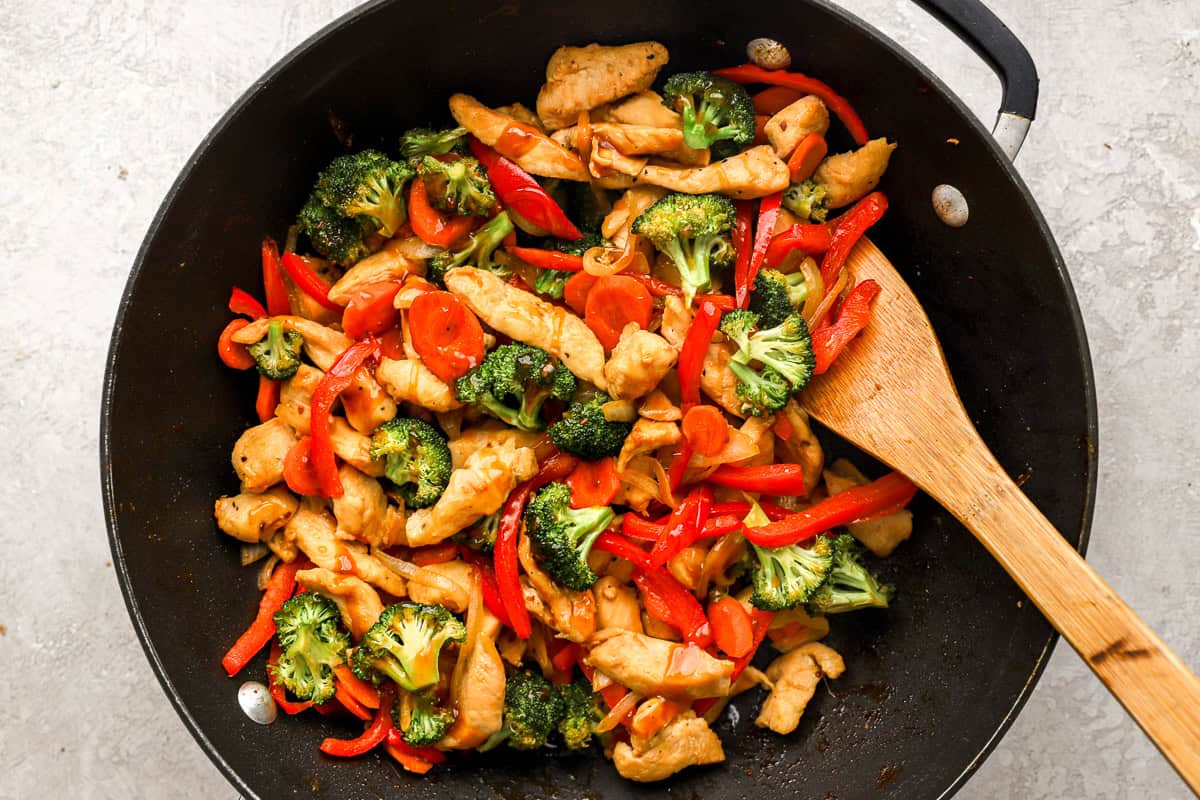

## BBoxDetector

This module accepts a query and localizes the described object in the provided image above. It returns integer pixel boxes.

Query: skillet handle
[910,0,1038,160]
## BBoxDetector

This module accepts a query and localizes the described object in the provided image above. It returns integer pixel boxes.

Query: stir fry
[213,39,917,783]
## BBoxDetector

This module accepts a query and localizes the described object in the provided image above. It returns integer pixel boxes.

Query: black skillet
[101,0,1097,797]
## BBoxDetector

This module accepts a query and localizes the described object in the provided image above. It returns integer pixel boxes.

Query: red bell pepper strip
[677,300,723,412]
[740,192,783,308]
[221,560,302,676]
[649,485,713,567]
[765,223,834,268]
[731,201,754,310]
[742,471,918,548]
[714,64,870,146]
[819,191,888,288]
[632,274,738,310]
[228,286,268,320]
[320,685,395,757]
[811,279,881,374]
[409,177,476,248]
[469,137,582,241]
[266,640,314,715]
[261,237,291,316]
[309,339,380,499]
[633,567,713,647]
[459,548,513,626]
[667,437,693,492]
[255,375,279,423]
[706,463,807,495]
[594,531,655,571]
[711,500,792,521]
[217,319,256,370]
[385,728,447,771]
[281,252,343,312]
[507,245,585,272]
[334,681,373,721]
[332,664,381,709]
[730,606,776,681]
[752,86,804,115]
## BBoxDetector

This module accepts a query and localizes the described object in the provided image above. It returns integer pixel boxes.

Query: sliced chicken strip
[536,42,669,131]
[638,145,790,199]
[232,417,297,493]
[613,711,724,782]
[593,90,680,128]
[494,102,544,131]
[276,364,323,435]
[326,236,425,305]
[605,326,678,401]
[756,641,845,735]
[593,576,644,634]
[814,138,896,209]
[699,342,745,418]
[214,486,298,544]
[296,567,384,639]
[449,94,589,181]
[287,500,406,597]
[518,534,597,643]
[376,357,463,412]
[447,424,546,469]
[406,559,475,613]
[616,418,680,473]
[586,629,733,699]
[331,463,388,547]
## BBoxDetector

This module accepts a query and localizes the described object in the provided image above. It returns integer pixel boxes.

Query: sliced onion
[596,690,642,733]
[638,390,682,422]
[256,554,281,591]
[373,549,469,611]
[622,455,677,510]
[698,534,748,596]
[240,542,270,567]
[796,256,823,321]
[395,235,443,261]
[602,399,637,422]
[807,269,848,330]
[575,111,593,159]
[583,235,647,277]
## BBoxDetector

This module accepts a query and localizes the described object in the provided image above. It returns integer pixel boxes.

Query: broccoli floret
[662,71,756,151]
[807,534,896,615]
[530,233,604,299]
[297,195,376,266]
[523,482,614,591]
[369,417,452,508]
[351,602,466,691]
[394,690,454,747]
[268,592,349,704]
[783,179,829,223]
[456,509,500,553]
[721,309,816,393]
[728,361,792,417]
[557,680,599,750]
[548,394,633,461]
[485,669,566,751]
[248,321,304,380]
[750,535,835,611]
[418,155,495,217]
[454,343,576,431]
[314,150,414,238]
[399,126,468,161]
[632,193,736,305]
[427,211,514,285]
[748,269,809,329]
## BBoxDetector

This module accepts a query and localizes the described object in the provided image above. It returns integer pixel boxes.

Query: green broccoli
[728,361,792,417]
[297,195,376,266]
[547,393,633,461]
[418,155,495,217]
[351,602,466,691]
[748,268,809,329]
[369,417,452,508]
[750,535,835,611]
[399,126,468,161]
[721,308,816,395]
[313,150,414,238]
[557,680,599,750]
[523,482,615,591]
[483,669,566,751]
[456,509,500,554]
[783,179,829,223]
[427,210,514,285]
[807,534,896,615]
[662,71,756,151]
[246,321,303,380]
[529,233,604,299]
[394,689,454,747]
[454,343,576,431]
[268,592,349,704]
[632,192,736,305]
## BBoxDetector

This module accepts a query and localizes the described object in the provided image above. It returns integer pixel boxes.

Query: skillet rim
[99,1,1099,797]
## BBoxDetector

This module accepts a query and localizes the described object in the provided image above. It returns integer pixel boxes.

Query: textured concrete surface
[1,1,1197,798]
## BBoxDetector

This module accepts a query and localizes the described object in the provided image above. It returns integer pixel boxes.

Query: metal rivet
[932,184,969,228]
[238,681,278,725]
[746,38,792,71]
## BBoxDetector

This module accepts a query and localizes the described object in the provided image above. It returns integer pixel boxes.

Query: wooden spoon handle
[925,449,1200,792]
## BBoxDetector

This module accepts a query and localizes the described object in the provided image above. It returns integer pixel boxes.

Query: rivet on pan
[746,38,791,71]
[238,681,278,725]
[932,184,969,228]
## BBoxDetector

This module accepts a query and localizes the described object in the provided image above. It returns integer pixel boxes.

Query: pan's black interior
[101,1,1096,797]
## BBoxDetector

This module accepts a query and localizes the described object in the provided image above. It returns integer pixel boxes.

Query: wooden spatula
[799,239,1200,792]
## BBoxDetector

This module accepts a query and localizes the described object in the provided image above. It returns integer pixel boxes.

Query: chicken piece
[593,576,644,634]
[447,424,546,469]
[602,185,669,246]
[698,666,774,725]
[775,400,823,496]
[535,42,669,131]
[331,463,388,547]
[326,237,425,305]
[589,141,647,182]
[756,642,845,735]
[593,90,680,128]
[518,534,597,643]
[214,486,299,544]
[737,415,776,468]
[406,559,475,613]
[232,417,297,493]
[287,501,406,597]
[265,527,300,563]
[586,630,733,699]
[824,459,913,555]
[764,96,830,159]
[375,357,462,413]
[639,145,790,199]
[339,367,399,434]
[276,364,323,434]
[613,711,724,782]
[814,138,897,209]
[330,417,386,478]
[405,442,539,547]
[449,93,589,181]
[699,342,745,418]
[381,503,407,547]
[616,419,680,473]
[638,389,682,422]
[766,606,831,652]
[296,567,384,639]
[496,629,528,666]
[556,122,685,156]
[441,612,506,749]
[444,267,608,389]
[658,295,692,349]
[605,326,678,401]
[494,102,544,132]
[666,545,708,592]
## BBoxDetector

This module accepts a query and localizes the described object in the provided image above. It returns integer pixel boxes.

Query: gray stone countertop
[1,1,1197,797]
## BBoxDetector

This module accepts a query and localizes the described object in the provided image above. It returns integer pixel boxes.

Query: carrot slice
[565,457,622,507]
[681,405,728,457]
[583,275,653,350]
[787,132,828,181]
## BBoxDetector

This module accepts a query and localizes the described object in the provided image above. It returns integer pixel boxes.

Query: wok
[101,0,1097,797]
